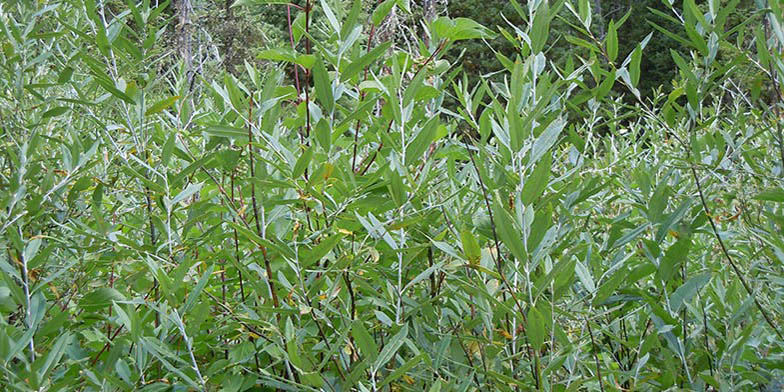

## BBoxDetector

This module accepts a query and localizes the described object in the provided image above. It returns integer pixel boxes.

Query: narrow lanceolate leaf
[493,195,527,264]
[171,182,202,206]
[342,42,392,81]
[79,288,126,312]
[145,95,180,116]
[670,273,711,313]
[292,146,313,179]
[527,307,545,349]
[460,229,481,265]
[315,118,331,153]
[520,152,552,206]
[657,237,691,283]
[606,20,618,62]
[57,67,74,83]
[313,56,334,114]
[373,324,408,372]
[302,233,344,267]
[180,264,214,314]
[24,238,42,263]
[42,107,69,118]
[352,320,379,362]
[629,44,642,87]
[405,117,438,166]
[378,353,423,388]
[372,0,396,26]
[754,188,784,202]
[203,124,247,139]
[529,117,565,166]
[594,69,616,101]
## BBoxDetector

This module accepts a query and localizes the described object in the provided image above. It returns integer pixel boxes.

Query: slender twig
[230,173,247,303]
[90,284,160,365]
[689,165,784,340]
[765,41,784,173]
[586,318,606,392]
[286,5,301,95]
[449,320,483,389]
[14,246,34,362]
[461,135,538,386]
[247,95,279,309]
[352,0,386,172]
[697,291,714,377]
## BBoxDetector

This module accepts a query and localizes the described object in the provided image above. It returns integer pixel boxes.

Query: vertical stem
[304,0,312,140]
[586,318,606,392]
[16,245,34,362]
[680,262,688,388]
[247,95,279,308]
[697,291,714,377]
[230,173,247,303]
[690,164,783,340]
[462,136,538,385]
[177,0,193,86]
[286,5,301,95]
[351,0,385,172]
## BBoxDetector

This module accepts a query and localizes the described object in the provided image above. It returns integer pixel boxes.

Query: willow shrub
[1,0,783,390]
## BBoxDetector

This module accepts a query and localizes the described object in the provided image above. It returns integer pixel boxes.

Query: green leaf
[319,0,341,34]
[611,223,649,249]
[460,229,481,265]
[530,3,550,53]
[529,117,565,166]
[577,0,592,28]
[38,332,70,380]
[527,307,545,349]
[647,180,669,224]
[352,320,378,362]
[629,44,642,88]
[145,95,180,116]
[313,56,334,114]
[180,264,214,314]
[493,196,527,263]
[405,117,438,166]
[57,67,73,84]
[341,0,362,38]
[657,238,691,283]
[171,182,202,206]
[606,20,618,62]
[754,188,784,203]
[342,41,392,81]
[378,353,423,388]
[204,124,247,139]
[372,0,396,26]
[161,131,177,167]
[451,17,495,41]
[373,324,408,371]
[594,70,616,100]
[315,119,331,153]
[593,268,626,306]
[302,233,344,267]
[24,238,42,263]
[257,48,316,68]
[670,273,710,313]
[42,107,69,118]
[656,198,692,242]
[520,152,551,206]
[91,75,136,104]
[79,288,126,312]
[292,146,312,178]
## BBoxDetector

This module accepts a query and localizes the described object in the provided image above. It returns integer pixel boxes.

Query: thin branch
[689,165,784,340]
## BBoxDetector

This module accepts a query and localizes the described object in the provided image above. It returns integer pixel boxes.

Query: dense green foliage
[1,0,784,391]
